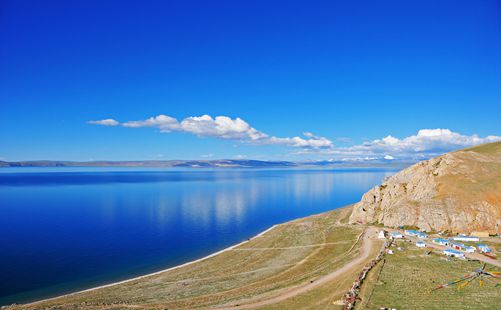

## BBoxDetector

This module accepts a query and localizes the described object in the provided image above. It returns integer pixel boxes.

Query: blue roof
[405,230,422,235]
[433,238,449,243]
[444,249,463,255]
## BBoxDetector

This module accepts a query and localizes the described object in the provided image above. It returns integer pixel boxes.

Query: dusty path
[217,227,378,309]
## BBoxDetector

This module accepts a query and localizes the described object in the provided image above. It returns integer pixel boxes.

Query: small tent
[378,231,386,239]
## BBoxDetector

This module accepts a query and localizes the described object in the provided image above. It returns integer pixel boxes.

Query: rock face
[349,142,501,234]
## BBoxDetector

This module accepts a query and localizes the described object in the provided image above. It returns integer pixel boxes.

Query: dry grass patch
[358,240,501,310]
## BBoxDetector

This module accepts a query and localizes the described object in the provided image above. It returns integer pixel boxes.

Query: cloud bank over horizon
[89,116,500,162]
[298,128,500,162]
[89,114,333,149]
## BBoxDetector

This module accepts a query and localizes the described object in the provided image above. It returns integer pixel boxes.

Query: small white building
[450,242,467,251]
[443,249,465,259]
[417,232,429,239]
[433,238,450,246]
[416,241,426,248]
[405,229,428,239]
[405,229,419,236]
[378,230,387,239]
[390,232,404,239]
[452,235,480,242]
[465,246,476,253]
[449,242,475,253]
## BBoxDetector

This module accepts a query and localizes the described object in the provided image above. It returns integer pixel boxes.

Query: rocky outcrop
[349,142,501,234]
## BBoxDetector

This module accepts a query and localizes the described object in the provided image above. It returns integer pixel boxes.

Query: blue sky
[1,0,500,162]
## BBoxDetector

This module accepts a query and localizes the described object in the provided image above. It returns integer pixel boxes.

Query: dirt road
[217,227,379,309]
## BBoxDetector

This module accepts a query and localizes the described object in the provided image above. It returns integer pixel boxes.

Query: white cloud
[122,115,178,129]
[297,128,501,161]
[90,114,333,149]
[265,136,333,148]
[88,119,119,126]
[357,129,501,156]
[341,156,378,162]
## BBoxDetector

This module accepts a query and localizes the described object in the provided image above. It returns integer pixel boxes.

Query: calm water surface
[0,168,397,305]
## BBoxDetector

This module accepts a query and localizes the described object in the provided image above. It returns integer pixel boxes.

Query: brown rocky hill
[349,142,501,234]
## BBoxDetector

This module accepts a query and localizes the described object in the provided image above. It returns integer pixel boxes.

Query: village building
[450,242,466,251]
[404,229,419,236]
[477,244,492,253]
[443,249,465,259]
[432,238,450,246]
[390,232,404,239]
[465,246,476,253]
[416,241,426,248]
[416,232,428,239]
[452,235,480,242]
[449,242,476,253]
[405,229,428,239]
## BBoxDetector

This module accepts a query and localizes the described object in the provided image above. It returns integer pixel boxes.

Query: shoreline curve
[19,224,278,307]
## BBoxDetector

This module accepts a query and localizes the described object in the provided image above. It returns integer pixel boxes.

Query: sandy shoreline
[20,224,278,307]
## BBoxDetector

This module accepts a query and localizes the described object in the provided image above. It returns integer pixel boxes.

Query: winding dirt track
[216,227,378,309]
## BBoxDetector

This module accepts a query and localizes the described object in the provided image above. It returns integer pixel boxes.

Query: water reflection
[0,169,397,305]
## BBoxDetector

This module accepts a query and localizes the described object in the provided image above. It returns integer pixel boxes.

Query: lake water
[0,168,397,305]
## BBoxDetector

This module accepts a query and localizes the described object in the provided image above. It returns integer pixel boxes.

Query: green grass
[358,240,501,310]
[464,141,501,155]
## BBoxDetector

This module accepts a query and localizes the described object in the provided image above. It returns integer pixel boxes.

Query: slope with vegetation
[350,142,501,234]
[357,237,501,309]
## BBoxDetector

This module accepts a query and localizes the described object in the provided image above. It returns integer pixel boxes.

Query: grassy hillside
[463,141,501,155]
[436,142,501,219]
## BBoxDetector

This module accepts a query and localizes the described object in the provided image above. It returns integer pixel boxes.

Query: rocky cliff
[349,142,501,234]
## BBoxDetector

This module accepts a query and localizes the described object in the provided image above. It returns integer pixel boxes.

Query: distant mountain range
[0,159,294,168]
[0,159,409,168]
